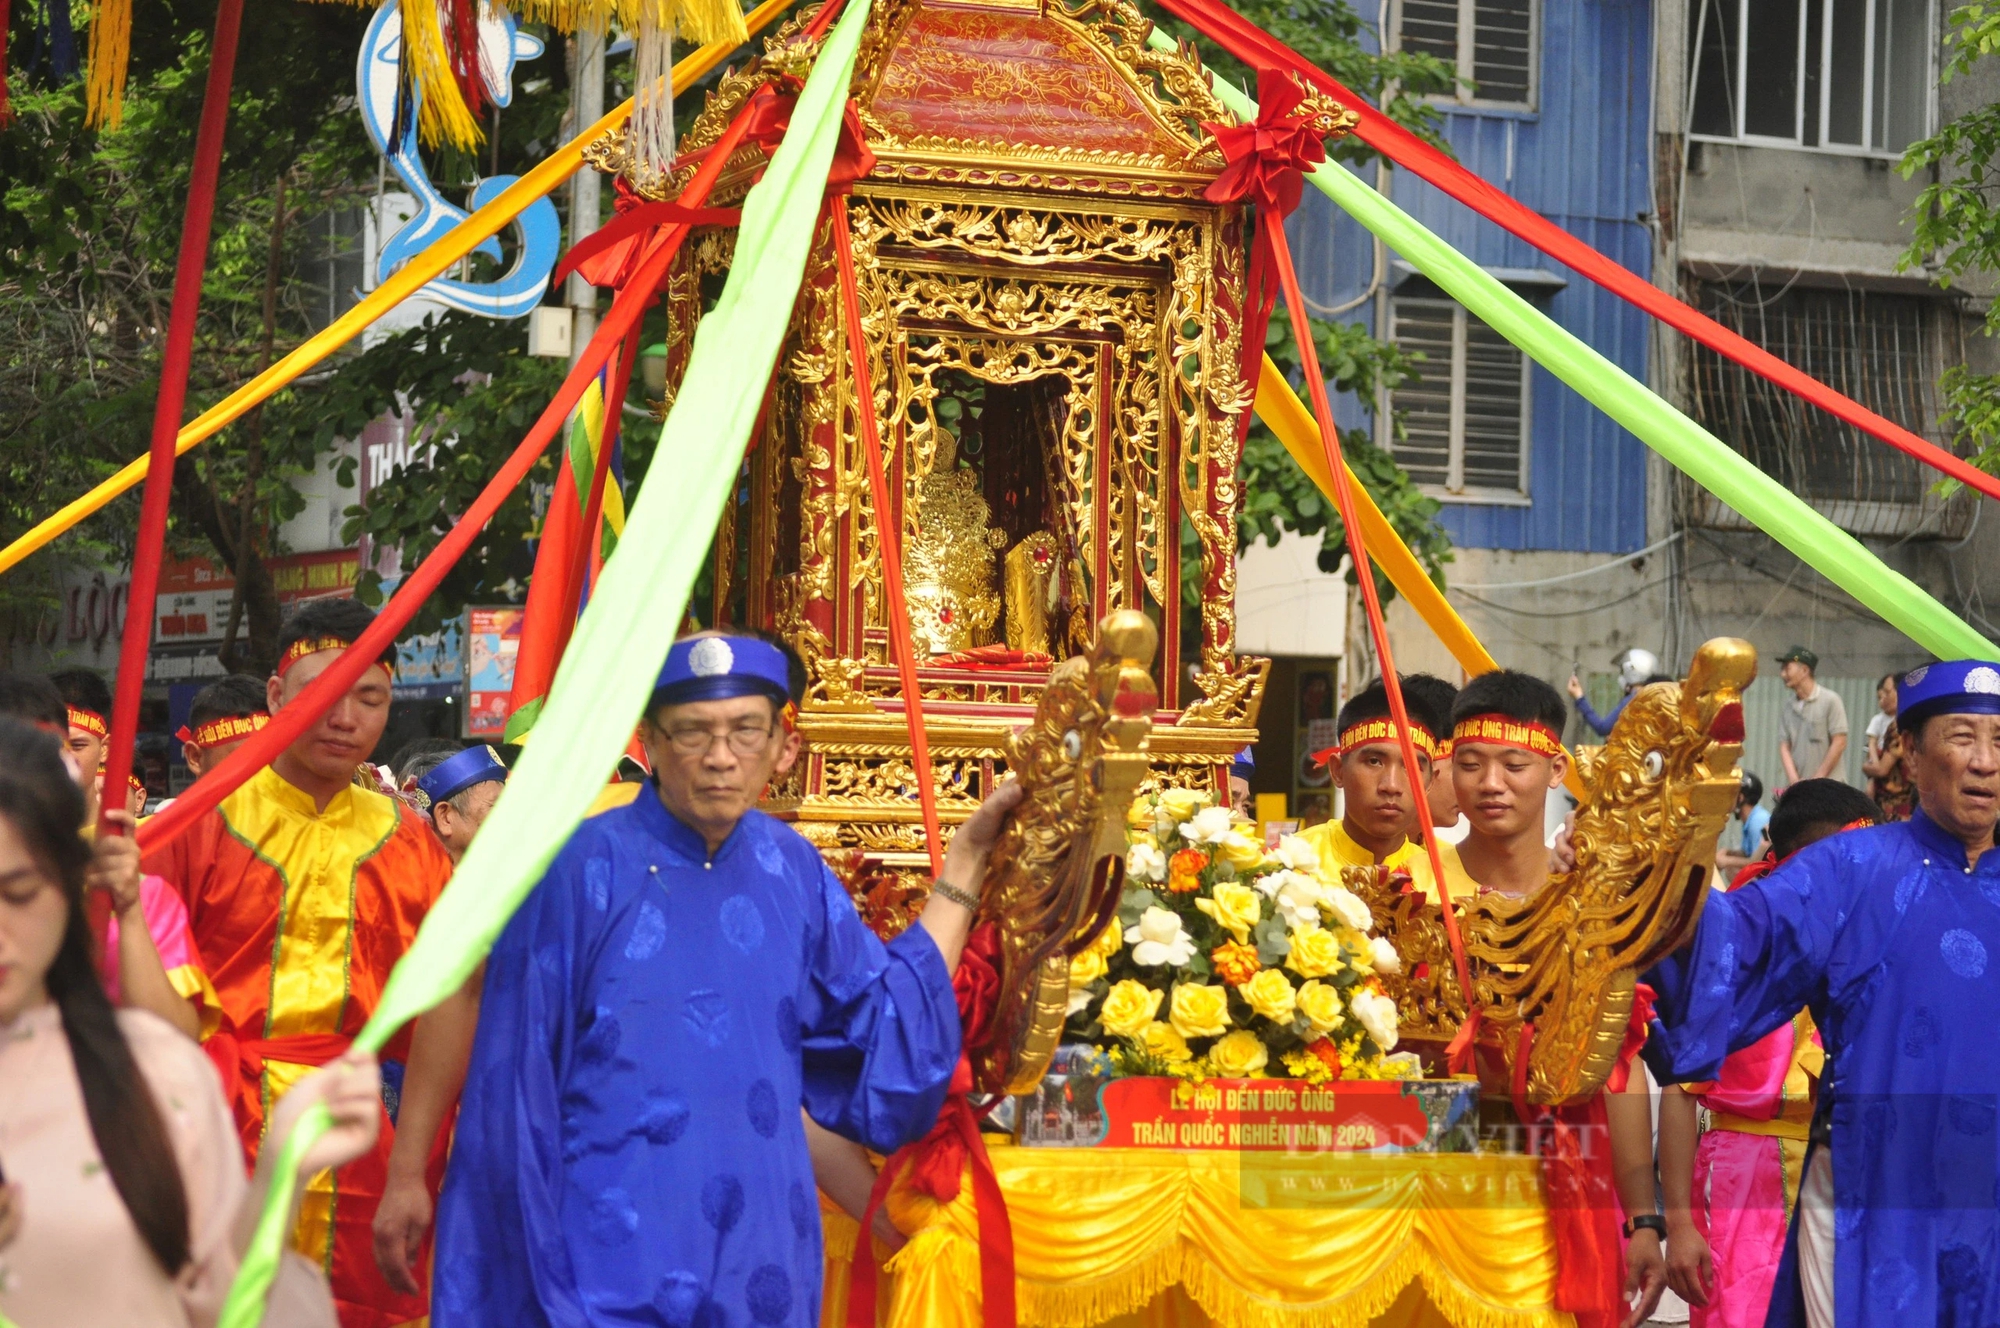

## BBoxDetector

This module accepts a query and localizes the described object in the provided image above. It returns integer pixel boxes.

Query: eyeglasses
[661,723,779,757]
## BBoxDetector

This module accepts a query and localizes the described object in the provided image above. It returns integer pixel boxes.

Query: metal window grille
[1396,0,1537,107]
[1686,0,1935,154]
[1679,279,1973,539]
[1389,293,1531,499]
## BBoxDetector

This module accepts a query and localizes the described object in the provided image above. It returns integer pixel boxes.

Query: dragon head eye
[1063,729,1082,760]
[1642,750,1665,780]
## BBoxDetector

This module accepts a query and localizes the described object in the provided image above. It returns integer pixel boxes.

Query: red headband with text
[1450,713,1563,759]
[1312,716,1437,767]
[67,706,108,738]
[175,713,269,748]
[276,636,393,680]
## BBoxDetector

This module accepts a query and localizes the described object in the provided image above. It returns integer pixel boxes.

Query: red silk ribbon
[847,924,1016,1328]
[1199,68,1326,444]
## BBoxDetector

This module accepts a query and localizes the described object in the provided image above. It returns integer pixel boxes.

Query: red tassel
[445,0,484,120]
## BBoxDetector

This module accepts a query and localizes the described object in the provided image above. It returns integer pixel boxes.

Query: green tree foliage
[1902,0,2000,485]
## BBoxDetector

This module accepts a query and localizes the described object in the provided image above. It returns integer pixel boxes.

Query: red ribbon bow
[1200,68,1329,215]
[1199,69,1334,443]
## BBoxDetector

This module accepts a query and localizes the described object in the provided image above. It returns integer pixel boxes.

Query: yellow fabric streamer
[821,1147,1569,1328]
[84,0,134,128]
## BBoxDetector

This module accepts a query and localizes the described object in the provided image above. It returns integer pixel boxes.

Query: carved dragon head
[1348,637,1755,1104]
[968,610,1159,1097]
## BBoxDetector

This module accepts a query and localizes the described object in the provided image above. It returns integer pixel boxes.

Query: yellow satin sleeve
[822,1145,1569,1328]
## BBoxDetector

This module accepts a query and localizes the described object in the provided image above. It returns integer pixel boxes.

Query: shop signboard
[465,607,524,738]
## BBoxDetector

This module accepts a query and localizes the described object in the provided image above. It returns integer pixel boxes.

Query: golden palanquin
[607,0,1273,896]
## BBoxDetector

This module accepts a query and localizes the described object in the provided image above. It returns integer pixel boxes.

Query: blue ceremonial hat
[1231,746,1255,777]
[1895,659,2000,730]
[653,634,792,709]
[413,744,508,813]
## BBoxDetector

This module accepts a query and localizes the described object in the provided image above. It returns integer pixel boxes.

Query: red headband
[175,713,269,748]
[67,706,108,739]
[1312,716,1437,767]
[276,636,392,679]
[1450,714,1564,759]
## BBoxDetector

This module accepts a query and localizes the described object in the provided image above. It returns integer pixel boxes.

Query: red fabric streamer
[137,232,677,854]
[94,0,246,981]
[134,83,792,854]
[1155,0,2000,503]
[1239,94,1479,1032]
[848,925,1016,1328]
[829,179,942,880]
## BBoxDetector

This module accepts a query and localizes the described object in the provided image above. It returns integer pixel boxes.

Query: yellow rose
[1169,982,1231,1039]
[1242,967,1297,1023]
[1127,797,1156,829]
[1296,980,1344,1034]
[1208,1029,1270,1078]
[1100,979,1164,1038]
[1085,922,1123,960]
[1069,948,1108,985]
[1286,925,1346,979]
[1158,787,1207,823]
[1139,1020,1193,1063]
[1216,832,1267,870]
[1194,881,1264,944]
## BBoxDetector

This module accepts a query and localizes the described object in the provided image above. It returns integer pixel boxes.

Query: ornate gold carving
[1004,533,1058,655]
[1351,638,1755,1104]
[1179,653,1271,728]
[821,754,983,808]
[974,610,1160,1096]
[903,431,1009,654]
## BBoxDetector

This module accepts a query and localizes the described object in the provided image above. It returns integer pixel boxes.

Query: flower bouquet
[1063,786,1414,1084]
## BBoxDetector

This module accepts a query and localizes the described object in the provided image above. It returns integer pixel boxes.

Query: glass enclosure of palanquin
[617,0,1271,913]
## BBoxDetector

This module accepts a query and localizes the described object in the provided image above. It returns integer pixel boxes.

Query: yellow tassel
[397,0,485,151]
[84,0,133,129]
[661,0,747,48]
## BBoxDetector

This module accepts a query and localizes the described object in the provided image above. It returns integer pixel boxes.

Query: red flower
[1306,1038,1343,1075]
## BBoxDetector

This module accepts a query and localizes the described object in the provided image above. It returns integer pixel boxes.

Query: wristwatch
[1623,1213,1667,1240]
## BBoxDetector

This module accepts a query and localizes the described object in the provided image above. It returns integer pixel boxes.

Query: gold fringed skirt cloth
[821,1144,1573,1328]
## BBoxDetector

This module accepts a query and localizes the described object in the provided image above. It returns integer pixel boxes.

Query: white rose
[1351,988,1400,1052]
[1368,935,1401,976]
[1067,985,1095,1017]
[1272,833,1321,874]
[1180,805,1237,846]
[1126,841,1168,883]
[1124,906,1197,967]
[1273,874,1328,931]
[1325,886,1373,932]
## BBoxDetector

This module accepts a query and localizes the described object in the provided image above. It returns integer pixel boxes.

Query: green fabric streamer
[1169,37,1997,661]
[214,5,875,1324]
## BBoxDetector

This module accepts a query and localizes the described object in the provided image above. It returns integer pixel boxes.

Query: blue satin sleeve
[796,861,961,1152]
[431,843,597,1328]
[1642,835,1846,1083]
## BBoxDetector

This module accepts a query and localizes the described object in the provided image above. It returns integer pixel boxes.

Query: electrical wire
[1449,531,1683,590]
